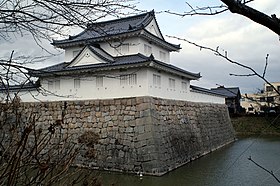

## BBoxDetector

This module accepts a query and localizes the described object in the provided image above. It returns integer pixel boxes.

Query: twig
[248,156,280,183]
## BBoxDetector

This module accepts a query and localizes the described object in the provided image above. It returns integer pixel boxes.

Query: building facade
[241,82,280,114]
[2,11,224,104]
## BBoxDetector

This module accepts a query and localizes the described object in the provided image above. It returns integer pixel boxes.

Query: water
[98,136,280,186]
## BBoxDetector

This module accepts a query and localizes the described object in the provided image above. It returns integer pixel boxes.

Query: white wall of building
[138,39,170,63]
[64,37,171,64]
[64,46,83,62]
[189,90,225,104]
[147,68,190,100]
[7,67,224,104]
[99,38,141,57]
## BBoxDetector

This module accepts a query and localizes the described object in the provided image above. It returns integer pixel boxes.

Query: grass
[231,115,280,136]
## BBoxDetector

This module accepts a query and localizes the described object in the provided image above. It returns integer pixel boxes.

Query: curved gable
[145,18,164,39]
[68,47,107,67]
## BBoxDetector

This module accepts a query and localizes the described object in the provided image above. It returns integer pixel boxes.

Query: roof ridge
[52,11,155,47]
[87,11,154,28]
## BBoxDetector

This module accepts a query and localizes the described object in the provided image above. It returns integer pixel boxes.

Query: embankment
[2,96,236,176]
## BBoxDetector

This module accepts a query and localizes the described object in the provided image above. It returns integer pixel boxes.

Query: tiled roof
[29,53,151,76]
[210,87,241,98]
[0,81,40,92]
[52,11,180,51]
[52,11,155,46]
[191,85,226,97]
[29,51,200,80]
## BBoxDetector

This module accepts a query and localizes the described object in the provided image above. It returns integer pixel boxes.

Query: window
[74,78,80,89]
[48,81,54,90]
[144,44,152,55]
[266,86,273,92]
[169,78,175,89]
[277,86,280,92]
[259,97,265,102]
[96,76,103,87]
[115,43,129,55]
[128,74,137,85]
[267,96,274,103]
[54,80,60,90]
[73,50,81,58]
[48,80,60,90]
[121,44,129,54]
[153,74,161,87]
[120,74,137,86]
[159,51,166,62]
[181,81,188,90]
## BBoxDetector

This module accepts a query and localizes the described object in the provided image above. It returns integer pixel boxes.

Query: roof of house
[52,11,180,51]
[29,45,201,80]
[210,87,241,98]
[0,81,40,92]
[190,85,227,97]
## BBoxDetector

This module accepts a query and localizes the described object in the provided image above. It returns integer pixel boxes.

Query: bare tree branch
[262,54,269,78]
[163,0,280,36]
[248,156,280,184]
[0,0,139,42]
[167,35,280,96]
[221,0,280,35]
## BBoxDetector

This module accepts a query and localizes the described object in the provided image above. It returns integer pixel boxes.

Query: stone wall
[5,96,235,176]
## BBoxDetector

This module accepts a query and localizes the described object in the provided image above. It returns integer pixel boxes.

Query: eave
[52,29,180,52]
[140,29,181,51]
[30,61,152,78]
[52,30,143,49]
[149,60,200,80]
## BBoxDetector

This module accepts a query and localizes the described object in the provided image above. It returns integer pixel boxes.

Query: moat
[98,136,280,186]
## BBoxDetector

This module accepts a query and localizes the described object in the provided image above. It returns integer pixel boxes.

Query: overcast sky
[0,0,279,94]
[137,0,280,94]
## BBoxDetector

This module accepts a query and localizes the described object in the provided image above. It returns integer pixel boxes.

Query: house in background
[1,11,225,104]
[241,82,280,114]
[210,86,242,114]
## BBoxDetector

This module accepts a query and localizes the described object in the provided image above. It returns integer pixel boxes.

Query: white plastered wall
[64,37,171,64]
[5,68,224,104]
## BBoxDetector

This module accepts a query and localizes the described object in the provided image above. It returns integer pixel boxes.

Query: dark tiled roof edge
[52,11,155,46]
[191,85,227,97]
[0,82,40,92]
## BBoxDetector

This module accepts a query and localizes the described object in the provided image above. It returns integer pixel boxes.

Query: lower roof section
[29,53,201,80]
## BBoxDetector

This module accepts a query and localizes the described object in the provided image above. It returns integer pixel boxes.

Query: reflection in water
[99,136,280,186]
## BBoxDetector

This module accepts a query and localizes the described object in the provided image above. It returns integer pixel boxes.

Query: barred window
[73,50,81,58]
[74,78,80,89]
[159,51,166,62]
[169,78,175,89]
[266,86,273,92]
[96,76,103,87]
[153,74,161,87]
[144,44,152,55]
[54,80,60,90]
[48,80,60,90]
[48,81,54,90]
[120,74,137,85]
[181,81,188,90]
[115,43,129,55]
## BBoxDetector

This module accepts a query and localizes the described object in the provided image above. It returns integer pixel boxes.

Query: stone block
[125,127,134,133]
[104,116,111,122]
[135,125,145,134]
